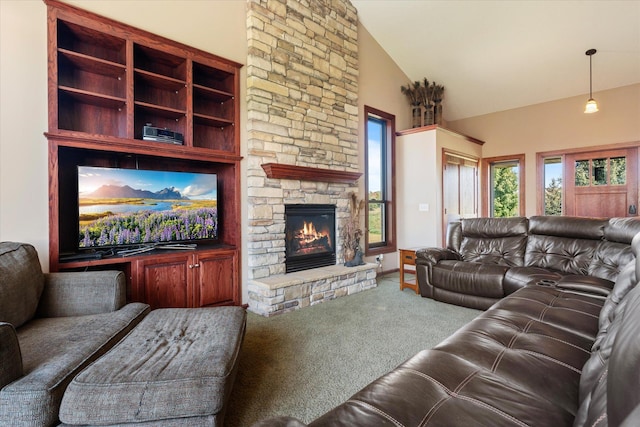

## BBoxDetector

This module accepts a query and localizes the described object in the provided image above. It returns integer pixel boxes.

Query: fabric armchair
[0,242,149,427]
[37,271,127,318]
[0,322,22,390]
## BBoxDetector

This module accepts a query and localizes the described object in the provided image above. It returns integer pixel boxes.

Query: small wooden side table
[399,248,421,294]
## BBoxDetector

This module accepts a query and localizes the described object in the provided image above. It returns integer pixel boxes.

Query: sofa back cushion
[458,217,528,266]
[574,234,640,426]
[574,232,640,427]
[0,242,45,327]
[607,271,640,426]
[446,221,462,253]
[524,216,606,275]
[589,218,640,282]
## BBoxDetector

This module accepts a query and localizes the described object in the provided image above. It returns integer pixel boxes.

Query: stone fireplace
[285,204,336,273]
[245,0,377,316]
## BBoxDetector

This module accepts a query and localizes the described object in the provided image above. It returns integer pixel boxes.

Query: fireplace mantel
[261,163,362,184]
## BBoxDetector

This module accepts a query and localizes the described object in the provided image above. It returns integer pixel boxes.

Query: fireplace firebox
[285,204,336,273]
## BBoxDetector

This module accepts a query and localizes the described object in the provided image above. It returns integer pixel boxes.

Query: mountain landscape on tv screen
[78,167,218,248]
[86,185,189,200]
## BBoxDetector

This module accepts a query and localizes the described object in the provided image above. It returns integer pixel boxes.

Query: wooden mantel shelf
[261,163,362,183]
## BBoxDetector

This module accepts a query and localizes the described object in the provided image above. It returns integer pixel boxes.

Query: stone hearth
[248,263,377,317]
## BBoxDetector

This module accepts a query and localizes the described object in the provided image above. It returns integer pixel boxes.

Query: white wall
[397,130,438,249]
[0,1,49,267]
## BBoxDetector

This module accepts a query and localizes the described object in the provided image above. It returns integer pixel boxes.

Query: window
[575,156,626,187]
[482,155,525,217]
[543,156,563,215]
[537,145,638,217]
[364,106,395,255]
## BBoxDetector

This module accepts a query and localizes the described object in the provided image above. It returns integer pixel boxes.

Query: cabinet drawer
[400,250,417,265]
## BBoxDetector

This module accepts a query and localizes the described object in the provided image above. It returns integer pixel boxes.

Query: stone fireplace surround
[246,0,378,316]
[247,163,377,317]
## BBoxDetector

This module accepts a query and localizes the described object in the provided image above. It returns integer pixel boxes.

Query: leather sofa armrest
[0,322,23,389]
[37,271,127,318]
[415,248,461,265]
[555,275,614,297]
[415,248,460,299]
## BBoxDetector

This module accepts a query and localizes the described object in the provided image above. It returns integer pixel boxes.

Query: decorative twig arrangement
[401,78,445,126]
[343,192,365,266]
[401,79,445,107]
[400,81,423,106]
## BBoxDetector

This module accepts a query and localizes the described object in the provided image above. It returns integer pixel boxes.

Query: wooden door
[565,148,638,218]
[136,254,191,309]
[194,250,238,307]
[443,153,478,237]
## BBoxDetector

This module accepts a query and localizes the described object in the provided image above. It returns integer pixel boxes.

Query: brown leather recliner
[416,216,640,310]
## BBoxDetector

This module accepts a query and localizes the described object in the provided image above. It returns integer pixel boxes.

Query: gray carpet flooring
[225,272,481,426]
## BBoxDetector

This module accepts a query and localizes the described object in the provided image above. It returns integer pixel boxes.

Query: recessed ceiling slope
[352,0,640,121]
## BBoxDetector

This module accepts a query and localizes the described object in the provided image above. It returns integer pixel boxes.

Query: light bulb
[584,98,599,114]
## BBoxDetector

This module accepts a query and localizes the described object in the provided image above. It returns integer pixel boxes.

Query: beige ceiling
[351,0,640,121]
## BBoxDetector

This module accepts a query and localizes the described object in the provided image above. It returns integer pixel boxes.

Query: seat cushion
[432,261,509,298]
[0,302,149,427]
[0,242,44,328]
[59,307,246,425]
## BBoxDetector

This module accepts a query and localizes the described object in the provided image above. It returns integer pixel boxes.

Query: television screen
[78,166,218,249]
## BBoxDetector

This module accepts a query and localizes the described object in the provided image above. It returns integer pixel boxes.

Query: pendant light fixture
[584,48,599,114]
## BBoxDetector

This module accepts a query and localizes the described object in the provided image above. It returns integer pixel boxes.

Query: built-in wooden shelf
[46,0,243,309]
[261,163,362,183]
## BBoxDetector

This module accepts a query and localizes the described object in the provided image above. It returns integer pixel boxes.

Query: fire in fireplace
[285,204,336,273]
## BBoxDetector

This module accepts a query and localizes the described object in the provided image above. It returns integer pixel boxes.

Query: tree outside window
[544,157,562,215]
[575,157,626,187]
[483,155,525,218]
[491,164,519,217]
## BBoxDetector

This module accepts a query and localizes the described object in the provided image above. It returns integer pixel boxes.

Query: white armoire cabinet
[396,125,484,250]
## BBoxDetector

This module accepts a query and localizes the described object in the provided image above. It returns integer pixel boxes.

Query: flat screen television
[77,166,218,249]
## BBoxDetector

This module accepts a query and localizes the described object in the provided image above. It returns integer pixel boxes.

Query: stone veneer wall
[246,0,359,281]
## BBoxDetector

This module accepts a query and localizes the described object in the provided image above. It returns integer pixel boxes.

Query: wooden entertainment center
[45,0,242,308]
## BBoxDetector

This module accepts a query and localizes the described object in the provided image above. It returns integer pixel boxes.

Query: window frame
[535,141,640,215]
[364,105,396,256]
[540,155,564,216]
[481,154,525,217]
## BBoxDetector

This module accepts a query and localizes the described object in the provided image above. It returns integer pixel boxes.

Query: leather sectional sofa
[255,216,640,427]
[416,216,640,310]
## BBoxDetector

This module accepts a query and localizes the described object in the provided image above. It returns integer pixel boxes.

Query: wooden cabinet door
[194,250,238,307]
[136,254,191,309]
[442,153,479,239]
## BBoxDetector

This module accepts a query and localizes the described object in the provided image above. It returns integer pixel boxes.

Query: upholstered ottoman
[59,306,246,426]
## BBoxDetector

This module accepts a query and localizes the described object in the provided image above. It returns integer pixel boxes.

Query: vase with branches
[401,81,423,127]
[421,78,435,125]
[343,192,365,266]
[431,82,445,125]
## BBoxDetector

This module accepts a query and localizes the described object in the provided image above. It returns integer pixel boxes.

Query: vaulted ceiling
[352,0,640,121]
